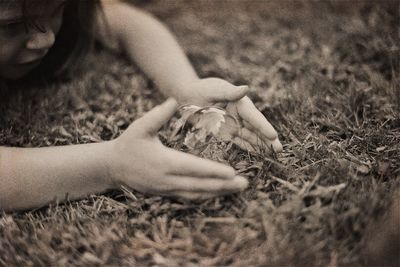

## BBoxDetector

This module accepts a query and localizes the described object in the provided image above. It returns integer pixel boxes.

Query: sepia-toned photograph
[0,0,399,265]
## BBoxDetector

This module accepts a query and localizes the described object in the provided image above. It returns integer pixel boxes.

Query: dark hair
[0,0,103,92]
[38,0,102,79]
[0,0,102,82]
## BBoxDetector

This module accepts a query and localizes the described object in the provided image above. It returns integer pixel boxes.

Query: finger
[174,192,220,201]
[237,127,265,147]
[233,136,256,153]
[165,148,235,178]
[164,175,248,194]
[235,97,278,140]
[238,127,283,153]
[207,82,250,102]
[270,139,283,153]
[135,98,178,135]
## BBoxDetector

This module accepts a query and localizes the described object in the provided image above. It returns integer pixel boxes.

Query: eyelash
[0,2,66,35]
[6,21,24,27]
[5,22,25,31]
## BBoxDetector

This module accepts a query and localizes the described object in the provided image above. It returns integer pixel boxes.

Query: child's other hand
[182,78,283,153]
[106,98,248,200]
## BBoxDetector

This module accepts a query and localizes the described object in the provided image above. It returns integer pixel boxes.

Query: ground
[0,0,399,266]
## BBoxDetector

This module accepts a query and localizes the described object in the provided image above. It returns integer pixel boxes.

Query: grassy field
[1,0,399,266]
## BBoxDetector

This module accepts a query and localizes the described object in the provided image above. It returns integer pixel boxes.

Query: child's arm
[97,1,198,102]
[0,99,247,211]
[0,142,110,211]
[97,1,282,152]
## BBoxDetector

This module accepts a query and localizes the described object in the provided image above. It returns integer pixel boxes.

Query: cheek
[51,12,64,37]
[0,37,26,65]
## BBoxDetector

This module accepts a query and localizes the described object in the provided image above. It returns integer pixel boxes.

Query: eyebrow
[0,0,66,24]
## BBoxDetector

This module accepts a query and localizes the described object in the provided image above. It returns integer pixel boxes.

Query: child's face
[0,0,66,80]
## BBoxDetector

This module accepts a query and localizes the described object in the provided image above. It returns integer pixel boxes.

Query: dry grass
[1,0,399,266]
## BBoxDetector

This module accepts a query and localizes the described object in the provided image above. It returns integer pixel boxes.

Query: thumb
[209,84,250,102]
[135,98,178,135]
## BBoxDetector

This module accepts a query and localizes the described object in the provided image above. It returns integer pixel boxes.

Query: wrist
[96,140,119,190]
[161,77,201,104]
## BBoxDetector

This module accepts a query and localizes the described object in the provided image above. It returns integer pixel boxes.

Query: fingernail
[236,176,249,189]
[237,85,249,90]
[165,98,178,108]
[271,139,283,153]
[166,97,178,104]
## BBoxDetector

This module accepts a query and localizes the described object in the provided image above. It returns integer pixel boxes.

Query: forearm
[100,2,199,101]
[0,142,112,211]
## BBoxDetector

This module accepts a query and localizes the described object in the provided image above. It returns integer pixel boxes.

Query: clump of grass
[1,0,399,266]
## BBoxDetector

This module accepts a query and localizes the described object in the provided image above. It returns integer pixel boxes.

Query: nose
[26,26,56,51]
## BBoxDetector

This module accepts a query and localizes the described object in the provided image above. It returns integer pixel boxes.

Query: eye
[6,21,24,28]
[0,21,26,34]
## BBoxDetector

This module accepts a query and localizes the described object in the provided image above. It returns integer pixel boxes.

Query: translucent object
[173,105,240,159]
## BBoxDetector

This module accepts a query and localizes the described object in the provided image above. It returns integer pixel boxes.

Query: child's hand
[180,78,283,153]
[106,98,248,200]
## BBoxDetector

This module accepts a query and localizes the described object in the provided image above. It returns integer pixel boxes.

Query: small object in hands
[172,105,240,161]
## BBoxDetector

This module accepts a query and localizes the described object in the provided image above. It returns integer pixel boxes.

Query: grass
[1,0,399,266]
